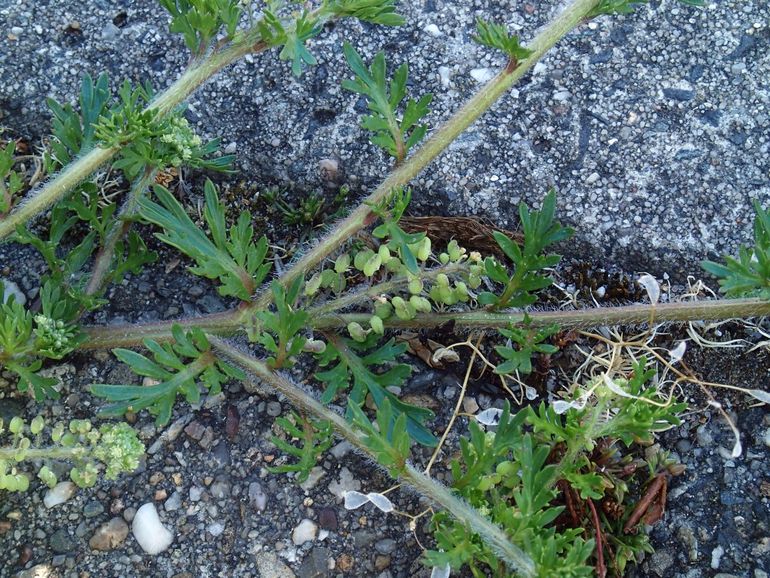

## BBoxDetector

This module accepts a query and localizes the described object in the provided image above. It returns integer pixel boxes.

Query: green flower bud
[436,274,450,287]
[347,322,368,342]
[439,252,450,265]
[9,417,23,435]
[38,465,58,488]
[378,244,391,263]
[416,237,431,261]
[447,240,465,262]
[392,296,416,320]
[334,253,351,273]
[370,315,384,335]
[496,461,516,477]
[374,301,393,320]
[409,295,432,313]
[455,282,469,302]
[51,423,64,443]
[303,339,327,354]
[385,258,403,273]
[467,274,482,289]
[30,416,45,435]
[363,253,382,277]
[408,277,423,295]
[354,249,374,271]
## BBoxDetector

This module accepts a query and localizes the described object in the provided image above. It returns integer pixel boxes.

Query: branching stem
[209,337,536,577]
[0,39,268,240]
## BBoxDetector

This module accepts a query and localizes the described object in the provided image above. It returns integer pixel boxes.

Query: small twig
[424,333,483,474]
[623,473,666,533]
[587,497,606,578]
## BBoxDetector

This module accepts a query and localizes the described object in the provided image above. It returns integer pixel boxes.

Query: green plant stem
[0,39,268,241]
[258,0,603,307]
[0,446,87,461]
[312,297,770,330]
[209,336,536,577]
[79,297,770,350]
[84,165,158,297]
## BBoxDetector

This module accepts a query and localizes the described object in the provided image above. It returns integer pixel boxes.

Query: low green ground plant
[2,0,768,576]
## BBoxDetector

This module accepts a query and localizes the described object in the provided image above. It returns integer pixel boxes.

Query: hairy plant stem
[0,39,267,241]
[209,337,536,577]
[258,0,604,307]
[84,165,158,297]
[312,298,770,331]
[80,297,770,350]
[0,447,88,461]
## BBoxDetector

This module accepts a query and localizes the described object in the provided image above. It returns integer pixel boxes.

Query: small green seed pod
[370,315,384,335]
[347,322,368,343]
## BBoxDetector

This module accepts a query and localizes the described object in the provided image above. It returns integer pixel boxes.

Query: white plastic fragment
[552,400,572,415]
[431,564,451,578]
[524,385,538,401]
[746,389,770,404]
[366,492,394,513]
[476,408,503,426]
[44,481,77,508]
[343,490,370,510]
[342,490,394,513]
[637,274,660,304]
[668,341,687,364]
[603,374,634,399]
[131,503,174,555]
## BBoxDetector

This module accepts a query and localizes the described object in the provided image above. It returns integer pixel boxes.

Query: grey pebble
[662,87,695,102]
[266,401,282,417]
[210,477,232,499]
[297,546,331,578]
[83,501,105,518]
[122,507,136,523]
[375,538,397,555]
[164,491,182,512]
[49,528,76,554]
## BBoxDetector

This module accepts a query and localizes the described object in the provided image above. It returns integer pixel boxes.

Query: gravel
[0,1,768,577]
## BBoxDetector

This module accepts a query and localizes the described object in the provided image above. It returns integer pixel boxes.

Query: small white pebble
[470,68,495,83]
[292,519,318,546]
[424,23,441,36]
[763,428,770,448]
[1,280,26,305]
[132,503,174,555]
[207,522,225,537]
[44,481,77,509]
[710,545,724,569]
[11,26,23,36]
[586,172,600,185]
[438,66,451,88]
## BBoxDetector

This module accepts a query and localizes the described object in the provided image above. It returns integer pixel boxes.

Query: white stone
[44,481,77,508]
[424,23,441,36]
[438,66,451,88]
[710,544,724,569]
[764,428,770,448]
[470,68,495,83]
[291,519,318,546]
[328,467,361,498]
[1,279,26,305]
[132,503,174,555]
[299,466,325,492]
[207,521,225,537]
